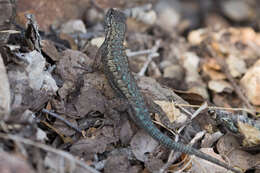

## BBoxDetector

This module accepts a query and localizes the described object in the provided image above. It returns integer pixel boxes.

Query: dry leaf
[154,100,180,123]
[238,121,260,147]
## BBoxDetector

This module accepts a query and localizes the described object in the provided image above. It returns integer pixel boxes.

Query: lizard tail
[133,107,241,173]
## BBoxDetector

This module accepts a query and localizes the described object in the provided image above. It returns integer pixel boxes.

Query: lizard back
[99,8,241,173]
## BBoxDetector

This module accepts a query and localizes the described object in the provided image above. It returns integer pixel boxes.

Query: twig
[175,155,195,173]
[190,102,208,119]
[42,109,82,134]
[138,53,159,76]
[137,40,161,76]
[158,102,206,173]
[0,133,100,173]
[126,49,155,57]
[71,31,103,40]
[173,103,254,115]
[173,100,193,118]
[159,131,206,173]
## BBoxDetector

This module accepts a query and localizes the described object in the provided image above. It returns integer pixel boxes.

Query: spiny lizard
[98,8,241,173]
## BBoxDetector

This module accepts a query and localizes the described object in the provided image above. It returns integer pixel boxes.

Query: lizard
[209,109,260,135]
[97,8,241,173]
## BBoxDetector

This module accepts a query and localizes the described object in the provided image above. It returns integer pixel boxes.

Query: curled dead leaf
[154,100,180,123]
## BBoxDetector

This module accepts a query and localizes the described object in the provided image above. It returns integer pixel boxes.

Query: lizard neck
[105,24,125,44]
[106,33,125,57]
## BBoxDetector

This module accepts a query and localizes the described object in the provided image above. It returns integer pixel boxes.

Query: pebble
[163,64,184,81]
[221,0,252,22]
[226,55,247,77]
[240,59,260,105]
[154,0,181,32]
[90,37,105,48]
[60,19,87,34]
[208,80,233,93]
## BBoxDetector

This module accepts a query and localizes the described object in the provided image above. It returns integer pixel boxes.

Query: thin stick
[138,40,161,76]
[173,103,254,115]
[159,131,206,173]
[127,49,155,57]
[0,133,100,173]
[42,109,82,134]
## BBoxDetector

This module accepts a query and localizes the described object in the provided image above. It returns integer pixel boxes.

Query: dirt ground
[0,0,260,173]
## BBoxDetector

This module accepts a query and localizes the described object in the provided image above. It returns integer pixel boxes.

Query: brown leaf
[191,148,231,173]
[130,130,159,162]
[41,40,61,61]
[154,100,180,123]
[70,127,118,160]
[217,134,257,170]
[119,120,134,145]
[104,155,130,173]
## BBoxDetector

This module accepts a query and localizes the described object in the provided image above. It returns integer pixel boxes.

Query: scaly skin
[211,109,260,134]
[99,8,241,173]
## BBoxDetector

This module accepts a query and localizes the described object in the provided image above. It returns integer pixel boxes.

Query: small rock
[182,52,200,83]
[60,19,87,34]
[240,27,256,43]
[154,0,181,32]
[159,60,172,69]
[163,64,184,81]
[189,86,209,99]
[204,14,229,30]
[221,0,253,22]
[141,10,157,25]
[85,8,103,26]
[180,0,201,31]
[188,29,207,45]
[130,131,158,162]
[255,33,260,47]
[182,52,208,98]
[240,59,260,105]
[90,37,105,48]
[208,80,233,93]
[226,55,247,77]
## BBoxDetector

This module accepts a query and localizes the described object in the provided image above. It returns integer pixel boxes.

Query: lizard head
[104,8,126,37]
